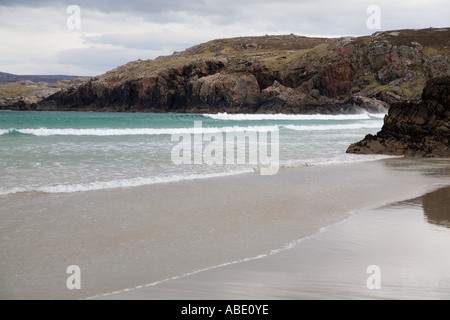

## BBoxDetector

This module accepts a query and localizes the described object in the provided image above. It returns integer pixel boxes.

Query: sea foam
[0,126,280,137]
[0,153,399,197]
[0,169,255,196]
[203,113,387,121]
[282,122,383,131]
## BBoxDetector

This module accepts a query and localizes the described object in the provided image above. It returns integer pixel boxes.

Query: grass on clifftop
[261,43,330,73]
[399,77,427,97]
[95,29,450,97]
[103,35,331,82]
[0,79,87,101]
[0,83,33,98]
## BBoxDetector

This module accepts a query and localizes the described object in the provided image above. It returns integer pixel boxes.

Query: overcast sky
[0,0,448,76]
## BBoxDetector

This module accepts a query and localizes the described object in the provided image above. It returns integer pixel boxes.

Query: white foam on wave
[0,168,255,196]
[204,113,387,121]
[2,126,280,137]
[0,129,9,135]
[0,152,400,197]
[368,113,387,119]
[280,154,402,169]
[283,122,383,131]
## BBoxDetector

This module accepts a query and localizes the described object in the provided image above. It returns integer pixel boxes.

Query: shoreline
[1,158,450,299]
[99,185,450,300]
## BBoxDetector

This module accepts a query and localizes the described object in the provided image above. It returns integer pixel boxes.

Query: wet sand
[98,186,450,300]
[1,158,450,299]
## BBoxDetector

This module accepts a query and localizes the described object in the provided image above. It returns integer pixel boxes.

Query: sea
[0,111,388,196]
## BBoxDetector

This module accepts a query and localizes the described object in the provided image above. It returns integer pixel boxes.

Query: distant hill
[0,72,88,85]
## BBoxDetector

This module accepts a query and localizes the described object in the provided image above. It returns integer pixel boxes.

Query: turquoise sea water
[0,111,388,196]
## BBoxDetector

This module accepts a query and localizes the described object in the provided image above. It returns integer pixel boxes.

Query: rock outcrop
[347,76,450,157]
[0,79,88,110]
[1,28,449,113]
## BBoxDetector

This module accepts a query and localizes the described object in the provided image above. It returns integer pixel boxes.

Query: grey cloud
[3,1,449,36]
[56,46,164,75]
[1,0,255,15]
[82,33,198,51]
[2,0,449,76]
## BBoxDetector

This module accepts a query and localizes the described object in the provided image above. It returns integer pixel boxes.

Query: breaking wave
[0,126,280,137]
[0,169,255,196]
[282,122,384,131]
[203,113,387,121]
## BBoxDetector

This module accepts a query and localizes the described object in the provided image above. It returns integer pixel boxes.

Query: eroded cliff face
[347,76,450,157]
[2,28,449,113]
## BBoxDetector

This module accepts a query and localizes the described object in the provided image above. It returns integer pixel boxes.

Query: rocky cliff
[2,28,450,113]
[347,76,450,157]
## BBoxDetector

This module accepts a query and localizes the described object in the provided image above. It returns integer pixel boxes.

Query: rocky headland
[1,27,448,114]
[347,76,450,157]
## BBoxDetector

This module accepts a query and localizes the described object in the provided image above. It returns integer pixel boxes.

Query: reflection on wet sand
[423,187,450,228]
[384,158,450,178]
[98,184,450,300]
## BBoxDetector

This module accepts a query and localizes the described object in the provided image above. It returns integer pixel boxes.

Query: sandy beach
[100,185,450,300]
[95,158,450,300]
[1,157,450,300]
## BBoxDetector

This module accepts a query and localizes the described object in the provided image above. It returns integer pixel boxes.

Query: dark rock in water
[347,76,450,157]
